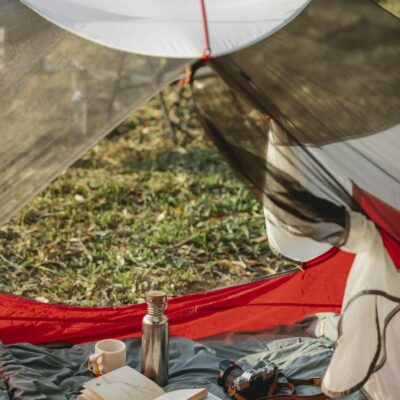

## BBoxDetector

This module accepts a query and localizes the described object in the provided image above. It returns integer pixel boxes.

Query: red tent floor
[2,182,399,347]
[0,250,356,345]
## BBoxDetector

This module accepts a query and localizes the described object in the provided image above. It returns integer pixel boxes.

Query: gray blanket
[0,314,364,400]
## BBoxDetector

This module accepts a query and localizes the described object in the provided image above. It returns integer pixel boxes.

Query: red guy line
[199,0,211,60]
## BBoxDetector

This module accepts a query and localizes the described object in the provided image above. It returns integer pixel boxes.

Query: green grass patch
[0,86,293,306]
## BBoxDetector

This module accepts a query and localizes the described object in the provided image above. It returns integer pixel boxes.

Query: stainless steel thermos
[141,290,169,386]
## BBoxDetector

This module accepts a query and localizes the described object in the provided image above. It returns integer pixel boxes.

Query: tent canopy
[20,0,311,58]
[0,1,399,398]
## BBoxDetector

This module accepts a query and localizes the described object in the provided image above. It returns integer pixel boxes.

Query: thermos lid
[145,290,167,304]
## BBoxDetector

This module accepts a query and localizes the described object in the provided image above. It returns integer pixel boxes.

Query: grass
[0,85,293,306]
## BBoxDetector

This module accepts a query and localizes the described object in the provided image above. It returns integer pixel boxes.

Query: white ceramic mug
[88,339,126,375]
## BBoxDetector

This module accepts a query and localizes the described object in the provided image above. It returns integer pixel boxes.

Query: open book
[78,366,220,400]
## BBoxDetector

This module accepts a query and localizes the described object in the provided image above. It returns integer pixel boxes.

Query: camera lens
[218,360,244,390]
[225,366,244,388]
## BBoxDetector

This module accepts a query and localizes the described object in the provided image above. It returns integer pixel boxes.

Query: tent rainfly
[0,0,399,398]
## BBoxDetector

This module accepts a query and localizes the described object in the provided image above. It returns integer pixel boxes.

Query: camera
[218,360,277,400]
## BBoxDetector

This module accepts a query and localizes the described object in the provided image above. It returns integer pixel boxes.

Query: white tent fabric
[20,0,310,58]
[309,124,400,213]
[322,211,400,399]
[265,218,331,263]
[265,121,331,262]
[264,121,400,263]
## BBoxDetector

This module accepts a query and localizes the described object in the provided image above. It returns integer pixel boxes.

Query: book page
[78,388,103,400]
[155,388,208,400]
[205,393,222,400]
[84,366,165,400]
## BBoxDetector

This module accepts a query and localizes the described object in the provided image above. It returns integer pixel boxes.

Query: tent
[0,0,399,398]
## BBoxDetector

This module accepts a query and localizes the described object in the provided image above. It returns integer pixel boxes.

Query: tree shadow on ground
[121,147,230,176]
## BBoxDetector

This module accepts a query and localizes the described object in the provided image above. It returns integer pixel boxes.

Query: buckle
[313,377,322,386]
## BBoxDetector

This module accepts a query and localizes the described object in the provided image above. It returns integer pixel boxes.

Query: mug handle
[88,351,104,376]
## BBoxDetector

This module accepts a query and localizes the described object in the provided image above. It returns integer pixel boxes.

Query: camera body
[218,360,277,400]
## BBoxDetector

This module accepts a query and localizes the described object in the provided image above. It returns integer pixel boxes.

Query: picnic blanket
[0,314,364,399]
